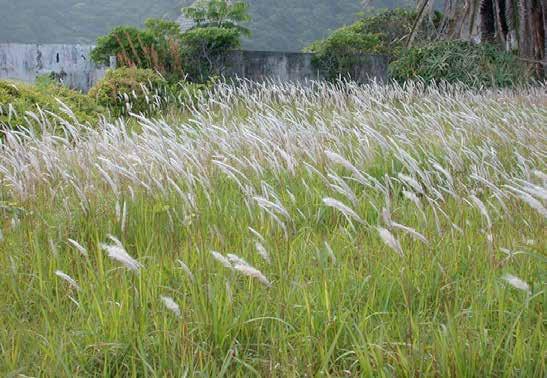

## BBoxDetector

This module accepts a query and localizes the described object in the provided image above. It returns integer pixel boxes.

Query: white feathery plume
[403,190,422,209]
[532,170,547,181]
[177,259,195,282]
[225,281,233,304]
[469,195,492,229]
[160,295,181,317]
[101,237,142,271]
[107,234,124,247]
[49,238,58,256]
[381,207,392,227]
[324,241,337,264]
[398,173,424,194]
[255,241,271,264]
[67,238,88,257]
[377,227,404,257]
[55,270,80,291]
[211,251,232,269]
[391,222,429,245]
[121,201,127,233]
[233,263,272,287]
[248,226,265,243]
[227,253,249,267]
[324,149,367,183]
[323,197,364,224]
[508,188,547,219]
[502,274,531,294]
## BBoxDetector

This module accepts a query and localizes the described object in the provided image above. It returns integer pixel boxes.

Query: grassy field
[0,80,545,376]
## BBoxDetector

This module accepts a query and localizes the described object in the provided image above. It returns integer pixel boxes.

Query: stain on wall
[0,43,109,92]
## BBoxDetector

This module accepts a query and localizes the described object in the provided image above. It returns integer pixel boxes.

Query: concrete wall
[0,44,389,92]
[224,50,321,82]
[224,50,389,83]
[0,43,109,92]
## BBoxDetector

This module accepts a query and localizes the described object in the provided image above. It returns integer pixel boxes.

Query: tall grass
[0,80,545,376]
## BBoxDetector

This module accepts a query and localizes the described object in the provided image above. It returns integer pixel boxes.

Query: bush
[90,20,184,81]
[91,13,244,84]
[306,8,441,80]
[180,27,241,82]
[88,67,168,116]
[307,28,382,81]
[389,41,530,88]
[0,80,103,129]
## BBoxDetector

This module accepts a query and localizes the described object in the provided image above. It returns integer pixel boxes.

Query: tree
[437,0,545,75]
[182,0,252,36]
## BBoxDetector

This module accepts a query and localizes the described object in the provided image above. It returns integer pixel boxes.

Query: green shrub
[306,8,441,80]
[307,29,382,81]
[91,26,153,66]
[0,80,103,129]
[389,40,530,88]
[180,27,241,82]
[91,12,245,84]
[88,67,168,116]
[91,20,184,81]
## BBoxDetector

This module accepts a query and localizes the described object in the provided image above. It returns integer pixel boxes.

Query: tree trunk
[438,0,482,41]
[439,0,546,75]
[519,0,546,73]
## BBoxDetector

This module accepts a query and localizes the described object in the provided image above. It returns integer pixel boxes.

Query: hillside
[0,0,411,51]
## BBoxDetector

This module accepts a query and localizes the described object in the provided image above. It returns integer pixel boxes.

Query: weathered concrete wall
[224,50,320,81]
[0,43,108,92]
[0,44,390,92]
[223,50,389,82]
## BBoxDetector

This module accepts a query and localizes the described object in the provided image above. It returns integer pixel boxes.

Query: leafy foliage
[306,8,440,80]
[88,67,168,116]
[90,20,183,81]
[91,1,248,84]
[180,27,241,82]
[389,41,530,87]
[307,29,383,80]
[177,0,249,82]
[0,80,103,128]
[349,8,442,54]
[182,0,251,36]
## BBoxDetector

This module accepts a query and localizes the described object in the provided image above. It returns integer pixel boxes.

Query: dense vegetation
[0,78,103,127]
[307,9,531,87]
[389,40,529,87]
[306,9,440,80]
[0,2,543,375]
[0,0,411,51]
[90,1,248,85]
[0,80,544,376]
[88,68,168,116]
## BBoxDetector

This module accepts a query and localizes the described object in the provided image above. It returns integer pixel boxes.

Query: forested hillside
[0,0,410,51]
